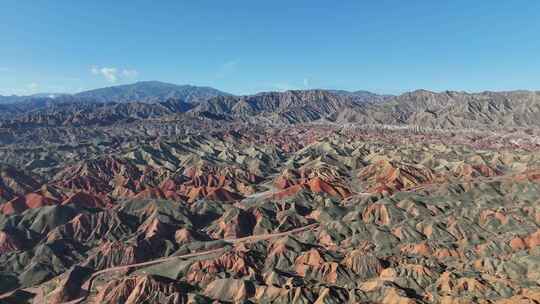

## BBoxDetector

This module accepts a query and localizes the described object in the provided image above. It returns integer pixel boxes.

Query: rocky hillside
[5,86,540,130]
[339,90,540,128]
[0,125,539,303]
[193,90,360,123]
[0,89,378,127]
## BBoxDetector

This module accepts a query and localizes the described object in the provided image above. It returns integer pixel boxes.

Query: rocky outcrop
[93,275,188,304]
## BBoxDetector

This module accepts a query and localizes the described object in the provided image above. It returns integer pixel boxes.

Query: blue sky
[1,1,539,95]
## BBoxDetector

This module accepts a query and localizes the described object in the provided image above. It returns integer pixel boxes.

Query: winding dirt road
[58,223,319,304]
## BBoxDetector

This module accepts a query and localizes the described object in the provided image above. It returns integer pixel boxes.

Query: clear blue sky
[1,0,539,95]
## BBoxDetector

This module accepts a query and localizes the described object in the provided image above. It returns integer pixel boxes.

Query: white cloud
[27,83,39,92]
[303,78,310,88]
[91,66,138,83]
[90,66,99,75]
[216,60,238,78]
[101,67,118,83]
[0,67,9,72]
[122,69,139,78]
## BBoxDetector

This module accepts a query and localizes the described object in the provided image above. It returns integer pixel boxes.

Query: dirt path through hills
[57,223,319,304]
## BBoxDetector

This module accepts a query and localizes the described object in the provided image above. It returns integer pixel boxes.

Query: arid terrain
[0,82,539,303]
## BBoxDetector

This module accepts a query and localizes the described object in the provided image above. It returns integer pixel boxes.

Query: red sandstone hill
[0,124,539,303]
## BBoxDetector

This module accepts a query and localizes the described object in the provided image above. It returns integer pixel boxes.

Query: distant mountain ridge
[0,81,232,118]
[0,81,231,105]
[0,93,66,104]
[193,90,360,124]
[329,90,394,103]
[2,82,540,130]
[337,89,540,128]
[0,89,389,126]
[74,81,231,103]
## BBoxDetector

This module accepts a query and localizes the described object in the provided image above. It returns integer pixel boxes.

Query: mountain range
[73,81,231,103]
[1,80,540,303]
[0,120,539,304]
[1,81,540,129]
